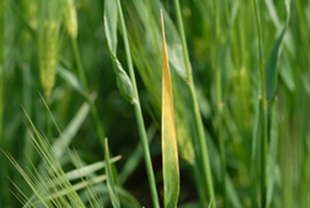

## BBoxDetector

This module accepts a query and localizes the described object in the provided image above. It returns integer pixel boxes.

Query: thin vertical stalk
[70,36,106,150]
[192,164,208,208]
[253,0,268,207]
[46,97,52,141]
[173,0,216,207]
[115,0,160,207]
[214,0,227,207]
[71,38,88,90]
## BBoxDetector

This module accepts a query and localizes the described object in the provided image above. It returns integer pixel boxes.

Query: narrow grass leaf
[79,184,141,208]
[46,156,122,188]
[161,11,180,208]
[133,0,187,81]
[208,199,212,208]
[264,28,286,101]
[66,156,121,181]
[161,5,187,81]
[266,98,279,208]
[104,138,120,208]
[279,49,295,92]
[104,0,135,103]
[104,0,117,53]
[33,175,107,205]
[112,54,135,103]
[52,92,97,159]
[264,0,291,101]
[57,65,85,94]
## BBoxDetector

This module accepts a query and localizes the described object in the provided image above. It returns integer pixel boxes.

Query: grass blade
[57,65,85,95]
[264,28,286,101]
[104,0,117,54]
[161,11,180,208]
[104,0,135,103]
[104,138,120,208]
[266,98,279,208]
[109,0,160,207]
[264,0,291,101]
[172,0,215,206]
[52,92,96,159]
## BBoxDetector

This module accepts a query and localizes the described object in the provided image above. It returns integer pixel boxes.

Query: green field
[1,0,310,207]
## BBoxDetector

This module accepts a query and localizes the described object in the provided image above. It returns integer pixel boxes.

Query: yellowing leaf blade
[161,11,180,208]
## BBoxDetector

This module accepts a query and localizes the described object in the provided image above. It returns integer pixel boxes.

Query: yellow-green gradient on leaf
[161,10,180,208]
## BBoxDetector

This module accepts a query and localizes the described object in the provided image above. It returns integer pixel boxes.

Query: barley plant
[1,0,310,207]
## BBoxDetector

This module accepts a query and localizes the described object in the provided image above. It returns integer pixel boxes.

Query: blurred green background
[1,0,310,207]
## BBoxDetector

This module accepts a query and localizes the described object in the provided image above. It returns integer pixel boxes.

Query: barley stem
[214,0,227,207]
[173,0,216,207]
[71,37,88,90]
[70,37,106,151]
[115,0,160,207]
[253,0,268,207]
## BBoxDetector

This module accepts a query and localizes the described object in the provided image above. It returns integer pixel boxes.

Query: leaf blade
[104,0,135,103]
[266,98,279,208]
[264,28,286,101]
[161,11,180,208]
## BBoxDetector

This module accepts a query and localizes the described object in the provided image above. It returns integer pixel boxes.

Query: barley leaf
[266,98,278,208]
[161,11,180,208]
[57,65,85,95]
[104,138,121,208]
[104,0,117,53]
[279,50,295,92]
[264,28,286,101]
[79,184,141,208]
[104,0,135,103]
[264,0,291,101]
[161,6,187,81]
[112,54,135,103]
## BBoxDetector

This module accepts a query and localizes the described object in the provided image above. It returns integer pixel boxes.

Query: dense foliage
[1,0,310,207]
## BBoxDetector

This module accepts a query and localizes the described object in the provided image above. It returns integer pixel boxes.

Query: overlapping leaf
[104,0,135,103]
[264,0,291,101]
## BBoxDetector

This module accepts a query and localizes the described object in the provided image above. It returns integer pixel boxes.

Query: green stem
[71,36,106,151]
[45,96,52,141]
[192,163,208,208]
[71,37,88,90]
[253,0,268,207]
[173,0,216,207]
[214,1,227,207]
[116,1,160,207]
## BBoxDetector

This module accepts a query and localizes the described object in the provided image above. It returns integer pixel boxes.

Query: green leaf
[104,138,121,208]
[264,28,286,101]
[79,184,141,208]
[52,92,96,159]
[104,0,135,103]
[279,50,295,92]
[161,7,187,81]
[65,156,122,181]
[33,175,107,205]
[264,0,291,101]
[112,54,135,103]
[161,12,180,208]
[57,65,85,94]
[266,98,279,208]
[104,0,117,53]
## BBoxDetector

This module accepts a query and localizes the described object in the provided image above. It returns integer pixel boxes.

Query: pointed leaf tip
[161,11,180,208]
[264,28,286,101]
